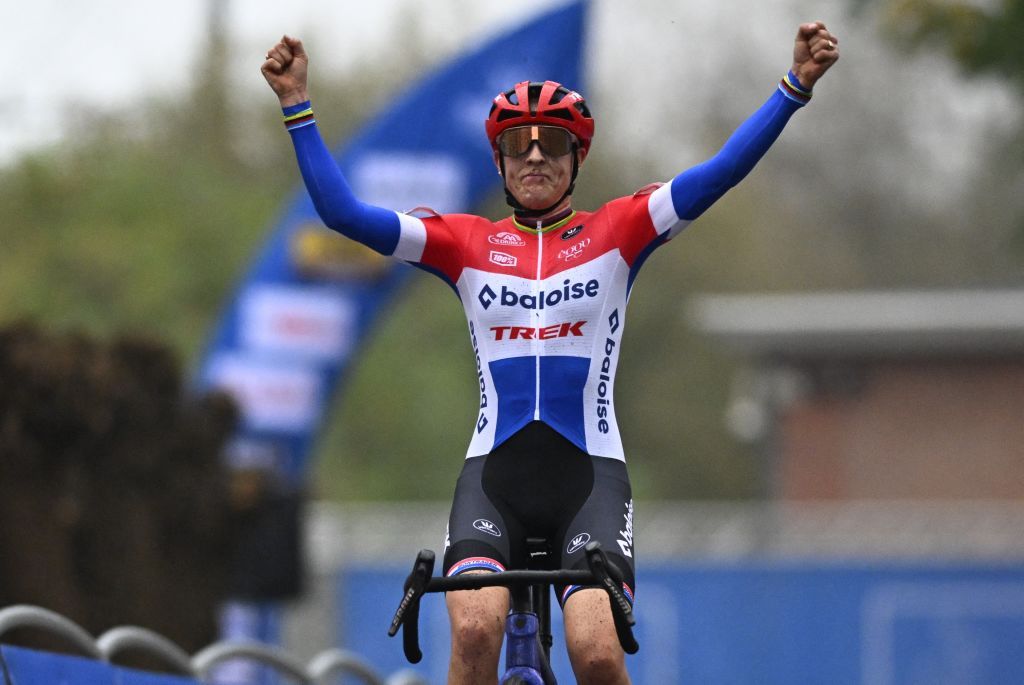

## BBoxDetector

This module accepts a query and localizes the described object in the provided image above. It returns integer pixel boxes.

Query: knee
[569,647,628,685]
[447,588,507,659]
[450,611,503,654]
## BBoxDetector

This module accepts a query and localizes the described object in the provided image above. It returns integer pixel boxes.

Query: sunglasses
[497,125,576,158]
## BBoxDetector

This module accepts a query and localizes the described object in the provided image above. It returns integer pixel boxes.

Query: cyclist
[263,21,838,685]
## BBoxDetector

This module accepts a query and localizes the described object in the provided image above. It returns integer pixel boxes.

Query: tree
[879,0,1024,91]
[860,0,1024,248]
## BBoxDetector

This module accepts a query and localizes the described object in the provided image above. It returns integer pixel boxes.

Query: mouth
[521,172,549,184]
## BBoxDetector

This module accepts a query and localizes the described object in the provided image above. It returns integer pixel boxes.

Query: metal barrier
[308,648,390,684]
[0,604,398,684]
[0,605,101,660]
[97,625,194,675]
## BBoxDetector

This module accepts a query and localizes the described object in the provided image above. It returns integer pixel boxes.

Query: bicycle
[388,538,638,684]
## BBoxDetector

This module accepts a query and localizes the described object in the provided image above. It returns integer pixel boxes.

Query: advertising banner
[0,645,196,685]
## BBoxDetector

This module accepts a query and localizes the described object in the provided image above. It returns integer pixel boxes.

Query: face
[494,127,587,212]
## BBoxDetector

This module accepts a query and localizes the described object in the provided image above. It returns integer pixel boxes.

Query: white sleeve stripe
[648,181,691,239]
[393,212,427,262]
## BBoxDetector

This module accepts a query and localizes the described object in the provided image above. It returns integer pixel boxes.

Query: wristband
[778,71,812,105]
[283,101,315,131]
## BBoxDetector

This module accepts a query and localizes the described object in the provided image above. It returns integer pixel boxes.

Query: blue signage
[339,560,1024,684]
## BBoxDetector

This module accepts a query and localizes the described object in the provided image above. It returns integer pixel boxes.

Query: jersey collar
[511,208,577,234]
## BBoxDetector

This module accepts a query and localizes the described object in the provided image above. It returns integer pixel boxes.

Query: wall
[779,359,1024,499]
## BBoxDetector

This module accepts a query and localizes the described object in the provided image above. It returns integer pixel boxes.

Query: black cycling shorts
[443,421,635,606]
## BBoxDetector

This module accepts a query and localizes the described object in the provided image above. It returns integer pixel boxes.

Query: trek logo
[567,532,591,554]
[560,224,584,240]
[558,238,591,262]
[488,231,527,247]
[491,321,586,341]
[473,519,502,537]
[477,279,599,311]
[617,500,634,558]
[489,251,517,267]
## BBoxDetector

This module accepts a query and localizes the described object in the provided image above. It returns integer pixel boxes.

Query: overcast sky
[4,0,562,163]
[6,0,1019,206]
[4,0,871,157]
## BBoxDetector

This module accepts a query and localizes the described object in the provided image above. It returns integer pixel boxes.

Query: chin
[518,194,558,210]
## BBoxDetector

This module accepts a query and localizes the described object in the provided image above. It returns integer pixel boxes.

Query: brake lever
[583,541,639,654]
[388,549,435,664]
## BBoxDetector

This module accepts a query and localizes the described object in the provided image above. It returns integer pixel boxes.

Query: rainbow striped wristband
[778,71,812,105]
[283,102,315,131]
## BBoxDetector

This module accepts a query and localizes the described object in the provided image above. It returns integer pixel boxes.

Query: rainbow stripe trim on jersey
[561,581,634,605]
[778,71,812,105]
[512,210,577,234]
[446,557,506,576]
[283,101,316,131]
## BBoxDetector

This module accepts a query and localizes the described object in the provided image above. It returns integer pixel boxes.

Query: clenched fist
[791,22,839,89]
[262,35,309,107]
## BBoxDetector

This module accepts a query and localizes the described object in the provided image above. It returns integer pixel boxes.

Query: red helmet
[485,80,595,154]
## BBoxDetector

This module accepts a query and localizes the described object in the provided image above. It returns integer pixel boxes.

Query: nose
[524,141,546,163]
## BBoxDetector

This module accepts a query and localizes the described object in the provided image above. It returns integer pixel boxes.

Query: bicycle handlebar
[388,541,638,663]
[387,549,435,663]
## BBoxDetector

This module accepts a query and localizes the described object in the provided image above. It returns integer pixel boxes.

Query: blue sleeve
[285,102,402,255]
[669,81,805,221]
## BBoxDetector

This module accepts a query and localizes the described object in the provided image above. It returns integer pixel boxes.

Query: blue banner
[195,1,589,485]
[0,645,196,685]
[339,560,1024,684]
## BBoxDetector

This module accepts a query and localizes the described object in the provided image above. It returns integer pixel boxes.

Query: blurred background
[2,0,1022,683]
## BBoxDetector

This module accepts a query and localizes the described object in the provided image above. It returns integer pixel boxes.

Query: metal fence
[0,604,425,685]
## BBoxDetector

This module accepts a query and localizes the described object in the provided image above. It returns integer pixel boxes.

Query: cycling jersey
[286,75,808,461]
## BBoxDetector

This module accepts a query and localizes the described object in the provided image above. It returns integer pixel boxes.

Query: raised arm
[668,22,839,223]
[261,36,405,255]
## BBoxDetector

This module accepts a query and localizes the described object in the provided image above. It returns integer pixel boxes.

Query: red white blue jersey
[284,74,809,461]
[388,187,684,459]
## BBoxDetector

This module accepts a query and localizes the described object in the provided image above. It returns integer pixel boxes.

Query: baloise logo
[478,278,599,310]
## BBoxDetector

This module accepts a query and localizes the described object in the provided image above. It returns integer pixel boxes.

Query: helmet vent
[496,110,522,123]
[545,109,573,122]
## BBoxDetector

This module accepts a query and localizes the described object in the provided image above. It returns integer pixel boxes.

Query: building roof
[689,290,1024,358]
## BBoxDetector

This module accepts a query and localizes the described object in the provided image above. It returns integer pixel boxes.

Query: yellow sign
[289,223,391,281]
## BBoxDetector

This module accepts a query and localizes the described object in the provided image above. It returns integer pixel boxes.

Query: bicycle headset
[485,80,595,218]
